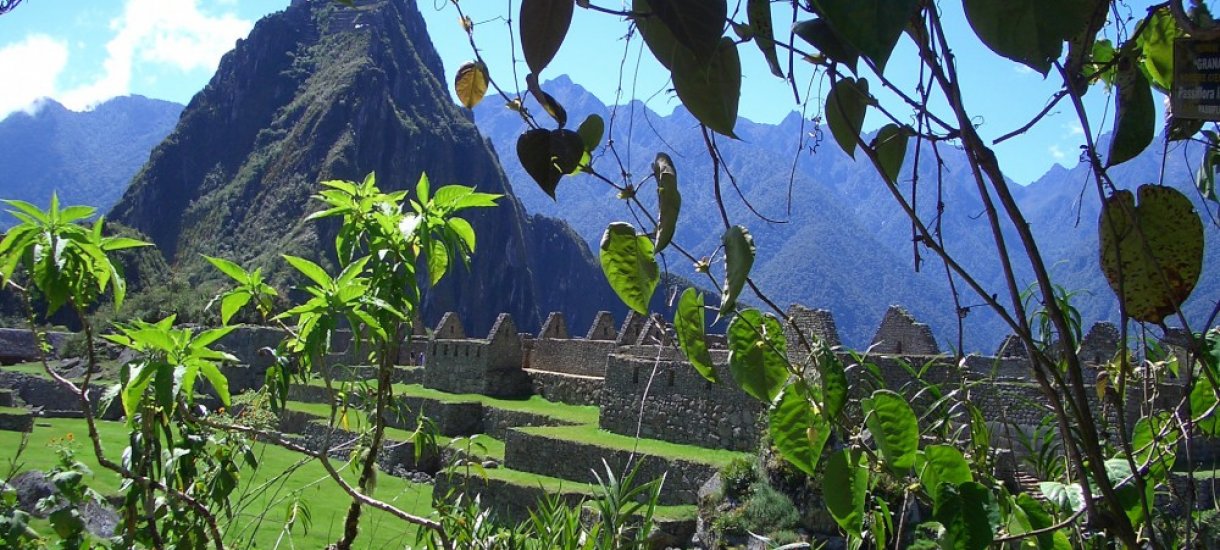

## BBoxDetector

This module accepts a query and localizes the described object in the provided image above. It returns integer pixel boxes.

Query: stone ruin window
[632,366,639,384]
[667,370,675,387]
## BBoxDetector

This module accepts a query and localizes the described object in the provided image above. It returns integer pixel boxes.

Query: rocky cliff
[109,0,619,333]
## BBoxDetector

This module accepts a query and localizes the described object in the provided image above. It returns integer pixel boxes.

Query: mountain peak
[107,0,618,333]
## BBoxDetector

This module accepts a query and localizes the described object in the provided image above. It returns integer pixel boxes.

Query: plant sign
[1173,38,1220,120]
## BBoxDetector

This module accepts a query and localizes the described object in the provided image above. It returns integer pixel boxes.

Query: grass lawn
[518,424,748,468]
[1,418,436,549]
[301,378,599,425]
[2,360,123,383]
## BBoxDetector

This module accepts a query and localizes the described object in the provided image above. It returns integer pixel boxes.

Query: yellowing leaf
[454,61,489,109]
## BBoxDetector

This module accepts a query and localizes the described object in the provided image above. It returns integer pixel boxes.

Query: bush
[719,455,757,501]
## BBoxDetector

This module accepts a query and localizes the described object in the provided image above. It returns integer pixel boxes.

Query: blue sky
[0,0,1164,184]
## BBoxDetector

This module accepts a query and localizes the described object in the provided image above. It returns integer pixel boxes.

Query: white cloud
[0,34,69,118]
[60,0,252,110]
[1049,144,1066,160]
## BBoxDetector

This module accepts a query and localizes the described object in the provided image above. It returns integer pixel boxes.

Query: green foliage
[651,153,681,253]
[717,456,757,501]
[825,77,869,158]
[719,225,755,316]
[674,288,716,383]
[598,222,659,315]
[726,309,788,403]
[768,384,829,477]
[962,0,1094,75]
[863,389,919,475]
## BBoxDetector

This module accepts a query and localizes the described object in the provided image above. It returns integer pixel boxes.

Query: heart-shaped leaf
[520,0,575,74]
[963,0,1094,76]
[1099,185,1203,323]
[517,128,585,198]
[673,37,741,138]
[727,309,788,402]
[812,0,917,71]
[872,123,910,184]
[770,384,829,477]
[454,61,489,109]
[826,77,869,158]
[599,222,659,314]
[864,389,919,474]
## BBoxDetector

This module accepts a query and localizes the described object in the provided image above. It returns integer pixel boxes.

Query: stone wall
[527,369,602,406]
[598,355,764,452]
[422,313,531,397]
[503,429,718,505]
[0,328,72,364]
[276,410,438,473]
[527,339,616,377]
[869,305,940,355]
[0,410,33,432]
[481,407,575,440]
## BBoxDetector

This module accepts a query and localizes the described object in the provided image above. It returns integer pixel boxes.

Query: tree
[444,0,1220,547]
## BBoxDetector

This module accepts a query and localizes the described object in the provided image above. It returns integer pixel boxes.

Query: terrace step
[525,368,602,406]
[0,389,13,407]
[501,426,731,506]
[433,467,696,545]
[0,407,33,432]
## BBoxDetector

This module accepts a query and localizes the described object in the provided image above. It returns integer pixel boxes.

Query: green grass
[0,405,29,415]
[2,362,54,378]
[517,425,748,467]
[0,418,435,548]
[301,379,599,425]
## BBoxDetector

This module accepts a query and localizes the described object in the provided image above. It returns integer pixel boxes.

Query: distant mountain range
[2,49,1214,353]
[474,75,1219,350]
[0,96,182,228]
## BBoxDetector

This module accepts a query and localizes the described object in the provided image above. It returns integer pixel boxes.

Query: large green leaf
[1194,371,1220,436]
[519,0,574,74]
[747,0,782,77]
[727,309,788,403]
[283,255,332,287]
[812,0,916,71]
[872,124,910,184]
[219,291,252,326]
[770,384,829,477]
[814,343,847,422]
[719,225,755,315]
[599,223,659,315]
[863,389,919,474]
[1104,458,1148,527]
[824,448,868,537]
[675,288,716,383]
[1015,493,1066,550]
[918,445,973,498]
[1039,481,1084,513]
[673,37,741,138]
[1099,185,1203,323]
[653,153,681,253]
[642,0,726,62]
[962,0,1094,76]
[792,18,859,72]
[826,77,869,158]
[517,128,585,198]
[1131,412,1177,480]
[1106,55,1155,167]
[1136,7,1183,91]
[934,482,997,550]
